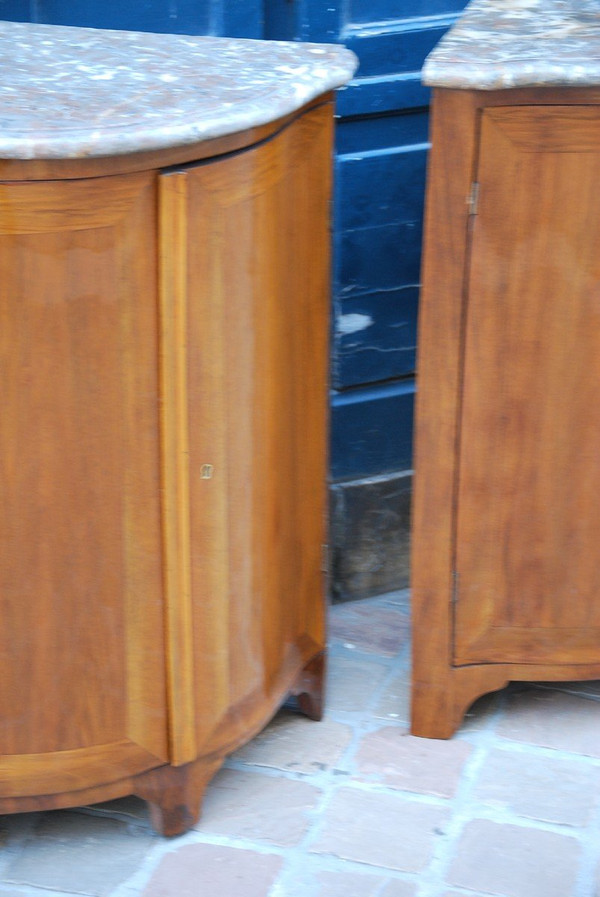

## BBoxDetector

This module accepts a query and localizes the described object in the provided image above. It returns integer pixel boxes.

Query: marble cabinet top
[0,20,357,159]
[423,0,600,90]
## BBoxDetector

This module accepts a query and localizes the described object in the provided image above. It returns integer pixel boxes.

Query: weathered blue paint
[350,0,465,18]
[334,286,418,388]
[265,0,342,42]
[219,0,263,38]
[327,3,467,481]
[0,0,264,34]
[0,0,29,19]
[333,135,427,389]
[0,0,468,486]
[330,381,414,481]
[338,17,456,115]
[336,108,430,155]
[35,1,208,33]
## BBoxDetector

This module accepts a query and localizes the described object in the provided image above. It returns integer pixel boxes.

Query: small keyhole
[200,464,214,480]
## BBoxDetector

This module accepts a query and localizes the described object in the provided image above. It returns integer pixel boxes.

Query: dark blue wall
[0,0,467,487]
[0,0,264,35]
[272,2,468,481]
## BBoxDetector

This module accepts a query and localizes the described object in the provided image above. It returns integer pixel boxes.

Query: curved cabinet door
[0,172,168,798]
[158,103,332,764]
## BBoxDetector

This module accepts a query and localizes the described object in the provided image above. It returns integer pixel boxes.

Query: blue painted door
[0,0,467,486]
[0,0,264,36]
[264,1,468,481]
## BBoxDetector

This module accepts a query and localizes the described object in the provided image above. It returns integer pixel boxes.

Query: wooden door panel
[454,107,600,665]
[159,104,331,762]
[0,173,168,789]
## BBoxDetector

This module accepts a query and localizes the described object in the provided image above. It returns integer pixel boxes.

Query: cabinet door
[454,107,600,666]
[159,103,332,763]
[0,173,168,797]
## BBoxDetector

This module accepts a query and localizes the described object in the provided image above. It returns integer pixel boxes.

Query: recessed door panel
[454,107,600,665]
[0,173,168,793]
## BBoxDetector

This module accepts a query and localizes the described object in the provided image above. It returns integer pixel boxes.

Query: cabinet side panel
[410,89,481,736]
[183,104,332,755]
[0,174,168,769]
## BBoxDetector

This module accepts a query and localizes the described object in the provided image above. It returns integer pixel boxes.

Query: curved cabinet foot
[291,651,325,721]
[135,757,224,837]
[411,667,509,739]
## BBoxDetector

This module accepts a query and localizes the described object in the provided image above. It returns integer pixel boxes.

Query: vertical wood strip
[411,89,483,737]
[184,169,233,745]
[158,170,197,765]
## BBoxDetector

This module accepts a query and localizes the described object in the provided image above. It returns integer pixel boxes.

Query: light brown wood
[455,106,600,666]
[0,743,165,799]
[411,89,484,739]
[179,99,331,759]
[158,169,197,766]
[0,100,333,833]
[483,106,600,152]
[0,172,168,780]
[411,88,600,738]
[135,757,224,837]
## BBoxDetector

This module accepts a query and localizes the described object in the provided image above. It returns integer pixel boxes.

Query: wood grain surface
[411,89,600,739]
[0,172,168,780]
[0,100,332,831]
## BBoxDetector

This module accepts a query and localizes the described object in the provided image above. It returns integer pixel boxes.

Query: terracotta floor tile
[325,652,390,715]
[373,670,411,724]
[311,787,449,872]
[282,867,417,897]
[329,594,410,657]
[354,726,472,798]
[232,709,353,775]
[380,881,419,896]
[143,844,282,897]
[498,687,600,757]
[5,811,154,897]
[195,768,321,846]
[447,819,581,897]
[473,746,600,826]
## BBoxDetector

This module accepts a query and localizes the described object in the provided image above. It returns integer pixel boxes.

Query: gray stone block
[330,471,412,602]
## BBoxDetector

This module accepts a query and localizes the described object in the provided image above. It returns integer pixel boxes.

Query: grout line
[572,791,600,897]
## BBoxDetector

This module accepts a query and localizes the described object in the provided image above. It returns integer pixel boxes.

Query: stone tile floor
[2,590,600,897]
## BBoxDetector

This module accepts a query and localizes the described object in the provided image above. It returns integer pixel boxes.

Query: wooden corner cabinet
[411,86,600,739]
[0,97,334,835]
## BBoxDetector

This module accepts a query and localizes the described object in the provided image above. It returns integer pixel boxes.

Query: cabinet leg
[135,756,223,837]
[291,650,325,721]
[411,668,509,739]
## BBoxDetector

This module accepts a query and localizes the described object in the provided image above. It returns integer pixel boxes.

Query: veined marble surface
[0,20,357,159]
[423,0,600,90]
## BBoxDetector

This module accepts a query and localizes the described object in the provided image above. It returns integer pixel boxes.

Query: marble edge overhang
[421,0,600,91]
[422,58,600,91]
[0,20,358,160]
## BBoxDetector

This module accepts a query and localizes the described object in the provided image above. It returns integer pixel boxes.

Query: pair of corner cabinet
[0,97,332,835]
[412,86,600,739]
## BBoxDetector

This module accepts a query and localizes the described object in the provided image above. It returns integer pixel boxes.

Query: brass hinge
[451,570,460,605]
[467,181,480,216]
